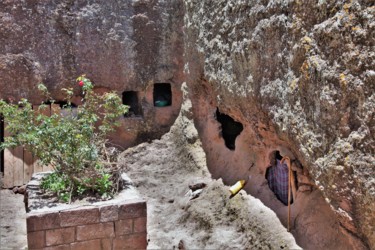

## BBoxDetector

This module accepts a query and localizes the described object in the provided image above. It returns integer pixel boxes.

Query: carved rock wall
[0,0,184,148]
[184,0,374,249]
[1,0,374,248]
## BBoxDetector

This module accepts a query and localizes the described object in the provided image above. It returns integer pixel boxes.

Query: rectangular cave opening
[153,83,172,107]
[0,114,4,173]
[265,150,298,206]
[42,100,77,108]
[122,91,142,117]
[215,108,243,150]
[42,100,78,117]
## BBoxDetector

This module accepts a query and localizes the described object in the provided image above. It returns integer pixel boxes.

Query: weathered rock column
[184,0,374,249]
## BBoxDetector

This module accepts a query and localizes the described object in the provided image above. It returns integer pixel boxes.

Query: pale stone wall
[184,0,374,249]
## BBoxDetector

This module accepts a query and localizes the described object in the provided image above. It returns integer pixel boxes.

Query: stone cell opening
[42,100,77,108]
[265,150,297,205]
[215,108,243,150]
[0,114,4,173]
[41,101,78,118]
[59,101,77,109]
[122,91,142,117]
[153,83,172,107]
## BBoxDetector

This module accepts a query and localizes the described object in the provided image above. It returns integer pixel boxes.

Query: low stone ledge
[118,199,147,219]
[27,212,60,232]
[46,227,75,246]
[134,217,147,233]
[113,233,148,249]
[59,206,100,227]
[76,222,115,241]
[25,172,147,250]
[115,219,133,236]
[100,204,119,222]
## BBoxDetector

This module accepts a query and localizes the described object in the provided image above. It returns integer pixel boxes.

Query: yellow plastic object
[229,180,246,195]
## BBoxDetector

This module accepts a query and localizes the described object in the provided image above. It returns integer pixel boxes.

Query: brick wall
[26,199,147,250]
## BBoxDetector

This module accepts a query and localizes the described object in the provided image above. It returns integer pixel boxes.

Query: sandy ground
[0,188,27,250]
[118,85,300,249]
[0,84,300,249]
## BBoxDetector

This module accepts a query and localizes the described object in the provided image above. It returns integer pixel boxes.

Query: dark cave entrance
[265,150,297,205]
[122,91,142,117]
[42,101,78,117]
[56,101,77,109]
[0,114,4,173]
[153,83,172,107]
[215,108,243,150]
[42,100,77,109]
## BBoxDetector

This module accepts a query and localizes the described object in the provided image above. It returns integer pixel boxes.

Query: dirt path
[0,188,27,250]
[119,84,300,249]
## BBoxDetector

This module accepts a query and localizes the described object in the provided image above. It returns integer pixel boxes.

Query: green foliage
[40,172,70,202]
[40,172,69,194]
[96,173,113,197]
[0,75,129,202]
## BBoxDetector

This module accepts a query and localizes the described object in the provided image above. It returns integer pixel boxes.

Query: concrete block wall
[26,200,147,250]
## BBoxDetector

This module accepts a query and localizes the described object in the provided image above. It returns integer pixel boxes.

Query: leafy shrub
[0,75,129,202]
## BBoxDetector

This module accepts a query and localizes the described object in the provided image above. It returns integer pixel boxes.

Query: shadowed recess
[265,151,298,206]
[122,91,142,117]
[215,108,243,150]
[153,83,172,107]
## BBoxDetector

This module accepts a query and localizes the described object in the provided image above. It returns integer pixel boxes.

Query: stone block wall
[25,172,147,250]
[26,200,147,250]
[27,200,147,250]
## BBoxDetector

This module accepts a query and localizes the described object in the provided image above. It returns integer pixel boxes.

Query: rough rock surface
[0,83,302,250]
[119,83,301,249]
[184,0,374,249]
[0,0,185,148]
[1,0,374,249]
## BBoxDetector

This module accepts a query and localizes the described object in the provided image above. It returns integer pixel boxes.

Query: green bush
[0,75,129,202]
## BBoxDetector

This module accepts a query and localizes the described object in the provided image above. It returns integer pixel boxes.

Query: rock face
[184,0,374,249]
[0,0,184,147]
[1,0,374,249]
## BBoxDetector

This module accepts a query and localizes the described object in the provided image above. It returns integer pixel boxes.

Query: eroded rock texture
[1,0,374,248]
[184,0,374,249]
[0,0,184,147]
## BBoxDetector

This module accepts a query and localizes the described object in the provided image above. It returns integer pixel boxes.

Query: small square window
[122,91,142,117]
[153,83,172,107]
